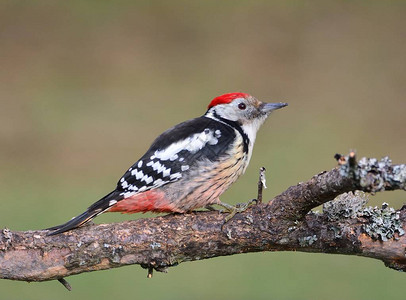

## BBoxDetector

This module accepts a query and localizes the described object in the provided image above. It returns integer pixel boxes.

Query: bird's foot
[204,205,218,212]
[218,199,258,222]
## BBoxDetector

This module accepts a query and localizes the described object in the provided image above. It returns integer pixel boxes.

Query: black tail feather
[46,190,123,236]
[46,210,97,236]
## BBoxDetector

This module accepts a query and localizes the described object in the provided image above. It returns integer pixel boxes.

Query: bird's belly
[163,151,249,212]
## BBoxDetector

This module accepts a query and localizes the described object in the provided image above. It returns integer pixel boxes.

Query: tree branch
[1,154,405,284]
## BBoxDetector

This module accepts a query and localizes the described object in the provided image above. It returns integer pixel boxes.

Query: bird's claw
[218,199,257,222]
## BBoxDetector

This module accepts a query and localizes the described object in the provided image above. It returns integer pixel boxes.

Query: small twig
[147,266,153,278]
[348,150,357,168]
[57,278,72,291]
[257,167,267,203]
[336,151,357,177]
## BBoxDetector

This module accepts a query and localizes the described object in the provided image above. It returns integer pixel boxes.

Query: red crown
[208,92,249,109]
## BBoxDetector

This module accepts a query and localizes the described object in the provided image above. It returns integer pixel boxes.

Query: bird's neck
[205,110,253,155]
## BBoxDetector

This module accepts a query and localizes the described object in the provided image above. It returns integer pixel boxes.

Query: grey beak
[261,102,288,113]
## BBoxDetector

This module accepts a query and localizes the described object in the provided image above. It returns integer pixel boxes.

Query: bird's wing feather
[116,116,237,194]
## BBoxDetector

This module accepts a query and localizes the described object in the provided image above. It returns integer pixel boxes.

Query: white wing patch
[141,174,154,185]
[152,129,221,161]
[131,169,144,180]
[169,172,182,180]
[147,160,169,174]
[162,168,171,177]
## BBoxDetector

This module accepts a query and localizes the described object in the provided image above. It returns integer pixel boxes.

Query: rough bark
[0,154,405,285]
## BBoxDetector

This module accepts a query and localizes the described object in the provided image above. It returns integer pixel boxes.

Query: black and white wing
[116,115,238,196]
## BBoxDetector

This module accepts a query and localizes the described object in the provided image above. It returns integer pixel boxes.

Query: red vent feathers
[208,92,249,109]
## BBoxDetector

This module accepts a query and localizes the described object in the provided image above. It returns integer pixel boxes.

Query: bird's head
[206,92,287,128]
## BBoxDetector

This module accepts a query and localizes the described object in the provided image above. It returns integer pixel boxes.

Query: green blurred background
[0,1,405,299]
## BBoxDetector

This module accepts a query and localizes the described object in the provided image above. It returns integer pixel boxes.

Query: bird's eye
[238,103,246,110]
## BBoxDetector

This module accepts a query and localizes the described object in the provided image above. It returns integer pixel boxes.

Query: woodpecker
[47,93,287,235]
